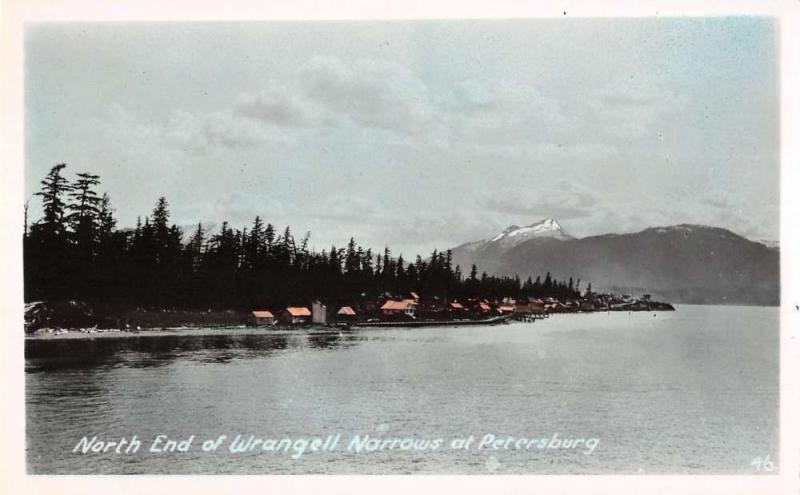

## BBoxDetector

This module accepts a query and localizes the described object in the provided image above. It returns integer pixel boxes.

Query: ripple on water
[26,306,779,474]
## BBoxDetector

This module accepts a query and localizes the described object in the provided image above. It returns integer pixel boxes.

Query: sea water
[25,305,779,474]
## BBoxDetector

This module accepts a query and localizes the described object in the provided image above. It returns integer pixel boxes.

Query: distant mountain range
[451,219,779,306]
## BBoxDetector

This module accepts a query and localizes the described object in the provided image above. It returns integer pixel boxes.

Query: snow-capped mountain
[450,222,779,305]
[454,218,572,254]
[488,218,573,248]
[760,239,780,250]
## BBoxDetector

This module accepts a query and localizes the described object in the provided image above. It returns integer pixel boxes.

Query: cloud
[480,180,601,221]
[312,195,378,223]
[595,94,657,107]
[297,57,435,134]
[165,106,301,155]
[166,110,259,154]
[585,78,689,139]
[348,211,504,257]
[235,84,312,126]
[699,192,733,209]
[439,78,571,147]
[482,199,594,221]
[159,56,576,154]
[231,56,435,136]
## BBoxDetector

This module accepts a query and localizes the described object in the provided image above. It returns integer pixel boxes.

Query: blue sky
[25,18,778,256]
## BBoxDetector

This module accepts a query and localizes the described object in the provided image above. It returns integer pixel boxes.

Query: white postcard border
[1,1,797,494]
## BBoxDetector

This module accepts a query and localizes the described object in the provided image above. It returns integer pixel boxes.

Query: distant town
[245,290,674,329]
[27,290,674,335]
[24,163,672,335]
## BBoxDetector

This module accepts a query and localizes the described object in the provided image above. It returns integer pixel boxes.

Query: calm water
[26,305,779,474]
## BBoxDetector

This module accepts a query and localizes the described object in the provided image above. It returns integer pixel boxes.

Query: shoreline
[24,308,677,341]
[25,298,677,336]
[25,325,347,341]
[24,319,518,340]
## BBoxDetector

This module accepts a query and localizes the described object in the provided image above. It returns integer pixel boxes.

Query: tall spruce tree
[28,164,72,299]
[24,165,587,314]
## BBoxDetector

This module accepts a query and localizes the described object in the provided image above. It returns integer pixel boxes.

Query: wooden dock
[351,313,514,328]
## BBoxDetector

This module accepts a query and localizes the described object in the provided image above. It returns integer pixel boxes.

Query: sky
[25,18,779,257]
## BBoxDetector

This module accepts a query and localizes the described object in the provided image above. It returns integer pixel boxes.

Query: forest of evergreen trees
[24,164,582,311]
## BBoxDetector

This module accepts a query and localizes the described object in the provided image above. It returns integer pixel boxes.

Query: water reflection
[25,307,780,474]
[307,332,342,350]
[25,330,364,373]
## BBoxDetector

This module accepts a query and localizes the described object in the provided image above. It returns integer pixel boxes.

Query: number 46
[751,454,776,472]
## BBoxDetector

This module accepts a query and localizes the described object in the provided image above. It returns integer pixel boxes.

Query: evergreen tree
[24,165,589,315]
[188,223,205,270]
[23,201,29,237]
[66,172,103,297]
[97,194,116,239]
[33,163,71,239]
[344,237,359,274]
[67,172,102,241]
[28,164,72,299]
[265,223,276,251]
[245,216,265,269]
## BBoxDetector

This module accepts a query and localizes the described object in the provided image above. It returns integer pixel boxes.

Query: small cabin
[251,310,275,326]
[498,305,515,315]
[516,300,545,315]
[448,301,466,313]
[337,306,357,321]
[280,307,311,325]
[381,300,416,317]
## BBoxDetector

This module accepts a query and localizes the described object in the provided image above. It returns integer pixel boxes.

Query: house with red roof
[280,306,312,325]
[498,305,515,315]
[448,301,465,310]
[251,310,275,326]
[336,306,357,322]
[381,300,417,317]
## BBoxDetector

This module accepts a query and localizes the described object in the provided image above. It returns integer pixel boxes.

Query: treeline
[24,164,582,310]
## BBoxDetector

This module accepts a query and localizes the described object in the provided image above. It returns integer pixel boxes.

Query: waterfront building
[448,301,466,314]
[251,310,275,326]
[281,307,312,325]
[498,305,515,314]
[336,306,357,322]
[516,299,546,316]
[312,301,328,324]
[381,300,417,317]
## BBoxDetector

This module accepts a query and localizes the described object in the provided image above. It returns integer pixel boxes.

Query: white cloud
[165,109,295,155]
[159,57,577,154]
[298,57,435,134]
[230,56,435,137]
[480,180,601,221]
[235,84,312,126]
[438,78,571,147]
[39,53,773,252]
[585,78,689,139]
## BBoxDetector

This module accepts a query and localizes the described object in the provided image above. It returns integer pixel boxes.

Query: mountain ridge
[450,220,779,305]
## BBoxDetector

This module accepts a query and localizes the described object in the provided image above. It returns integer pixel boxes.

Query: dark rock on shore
[25,301,250,333]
